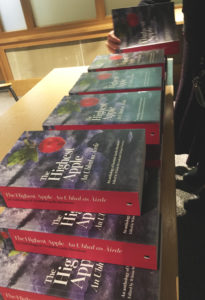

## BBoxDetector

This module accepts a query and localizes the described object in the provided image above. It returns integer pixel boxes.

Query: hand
[106,30,121,53]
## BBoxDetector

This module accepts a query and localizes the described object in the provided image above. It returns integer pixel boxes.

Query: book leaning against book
[0,129,146,216]
[0,167,161,270]
[43,90,162,145]
[112,2,179,55]
[0,249,160,300]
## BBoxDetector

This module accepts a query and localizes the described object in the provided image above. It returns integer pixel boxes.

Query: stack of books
[112,1,179,55]
[0,2,178,299]
[0,127,160,299]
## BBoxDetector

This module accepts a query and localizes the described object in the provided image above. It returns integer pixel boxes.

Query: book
[0,168,160,270]
[69,67,163,95]
[0,129,146,216]
[88,49,165,72]
[112,2,179,55]
[42,91,162,145]
[0,249,160,300]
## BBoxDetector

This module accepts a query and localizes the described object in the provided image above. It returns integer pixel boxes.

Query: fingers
[106,30,121,53]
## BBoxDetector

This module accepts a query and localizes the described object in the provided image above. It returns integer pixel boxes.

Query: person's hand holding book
[106,30,121,53]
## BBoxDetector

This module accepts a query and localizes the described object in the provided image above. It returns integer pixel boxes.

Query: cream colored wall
[6,38,109,80]
[105,0,141,15]
[30,0,96,27]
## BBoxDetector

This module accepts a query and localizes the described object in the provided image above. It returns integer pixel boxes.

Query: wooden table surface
[0,66,178,300]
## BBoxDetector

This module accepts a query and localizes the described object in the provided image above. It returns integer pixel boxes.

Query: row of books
[0,50,166,214]
[0,53,163,300]
[0,2,178,299]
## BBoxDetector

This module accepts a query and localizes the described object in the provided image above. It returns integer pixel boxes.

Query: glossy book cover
[88,49,165,72]
[0,250,160,300]
[69,67,162,95]
[43,91,162,145]
[0,168,160,270]
[0,129,146,215]
[112,2,179,55]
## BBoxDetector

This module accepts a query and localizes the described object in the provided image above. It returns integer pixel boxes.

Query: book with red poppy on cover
[0,249,160,300]
[112,2,179,55]
[0,167,160,270]
[0,129,146,216]
[69,67,163,95]
[88,49,165,72]
[42,90,162,145]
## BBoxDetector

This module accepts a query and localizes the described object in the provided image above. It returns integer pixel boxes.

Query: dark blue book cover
[43,91,162,145]
[0,168,160,270]
[0,129,145,215]
[69,67,162,95]
[112,2,179,55]
[88,49,165,72]
[0,250,160,300]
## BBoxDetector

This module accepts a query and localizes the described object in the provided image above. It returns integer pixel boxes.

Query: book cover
[0,250,160,300]
[43,91,162,145]
[0,168,160,270]
[69,67,163,95]
[0,129,146,216]
[88,49,165,72]
[112,2,179,55]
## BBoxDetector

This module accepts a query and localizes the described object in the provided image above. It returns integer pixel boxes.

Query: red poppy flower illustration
[38,136,66,153]
[110,54,123,60]
[0,231,9,239]
[127,13,139,27]
[97,73,112,80]
[80,97,99,107]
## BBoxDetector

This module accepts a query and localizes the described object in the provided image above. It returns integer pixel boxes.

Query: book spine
[8,229,157,270]
[0,187,141,216]
[0,287,66,300]
[47,123,160,145]
[73,87,162,95]
[121,41,180,56]
[88,63,164,72]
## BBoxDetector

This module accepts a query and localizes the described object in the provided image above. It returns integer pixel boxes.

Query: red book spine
[0,287,65,300]
[8,229,157,270]
[121,41,180,55]
[77,87,162,95]
[92,63,164,73]
[0,187,141,216]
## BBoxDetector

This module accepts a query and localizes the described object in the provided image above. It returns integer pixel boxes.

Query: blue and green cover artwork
[69,67,162,95]
[0,168,160,249]
[0,129,146,213]
[0,250,160,299]
[112,2,179,54]
[88,49,165,72]
[43,91,161,131]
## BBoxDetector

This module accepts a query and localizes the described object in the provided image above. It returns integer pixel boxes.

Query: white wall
[0,0,27,31]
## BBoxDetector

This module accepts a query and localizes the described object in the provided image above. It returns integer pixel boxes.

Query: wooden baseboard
[11,78,42,97]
